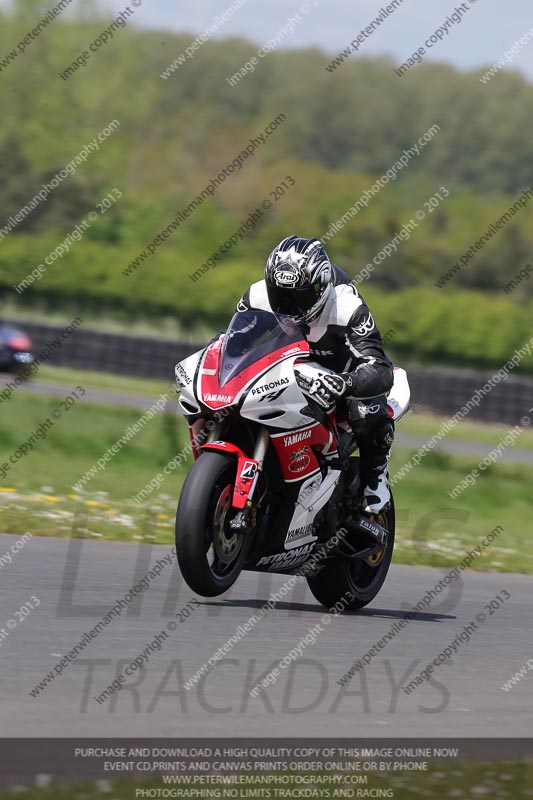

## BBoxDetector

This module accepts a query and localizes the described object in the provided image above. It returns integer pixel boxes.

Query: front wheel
[306,499,395,611]
[175,451,250,597]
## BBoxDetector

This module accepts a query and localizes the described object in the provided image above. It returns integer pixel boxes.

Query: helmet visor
[266,282,322,321]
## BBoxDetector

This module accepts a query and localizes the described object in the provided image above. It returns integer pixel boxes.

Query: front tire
[176,451,250,597]
[306,499,395,611]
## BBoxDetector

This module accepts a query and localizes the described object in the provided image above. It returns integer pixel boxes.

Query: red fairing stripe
[198,336,308,410]
[270,418,338,483]
[201,441,259,509]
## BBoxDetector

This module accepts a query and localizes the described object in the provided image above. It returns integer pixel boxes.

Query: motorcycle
[174,309,410,610]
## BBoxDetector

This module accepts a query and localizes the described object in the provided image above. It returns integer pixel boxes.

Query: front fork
[252,427,270,468]
[231,428,269,532]
[199,426,270,530]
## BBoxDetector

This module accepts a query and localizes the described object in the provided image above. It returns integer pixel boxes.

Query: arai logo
[274,269,298,286]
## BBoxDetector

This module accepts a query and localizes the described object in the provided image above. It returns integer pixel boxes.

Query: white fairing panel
[175,350,203,415]
[240,359,319,430]
[387,367,411,421]
[283,469,342,550]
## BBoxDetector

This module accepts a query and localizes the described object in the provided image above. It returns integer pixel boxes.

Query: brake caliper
[228,500,256,532]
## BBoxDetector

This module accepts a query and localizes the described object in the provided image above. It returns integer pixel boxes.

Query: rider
[236,235,395,515]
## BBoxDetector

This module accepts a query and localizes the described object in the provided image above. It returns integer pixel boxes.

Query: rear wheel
[175,451,251,596]
[306,499,395,611]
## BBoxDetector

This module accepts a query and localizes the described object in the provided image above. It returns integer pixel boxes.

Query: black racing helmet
[264,235,333,325]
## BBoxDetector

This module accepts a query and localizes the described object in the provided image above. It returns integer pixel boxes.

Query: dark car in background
[0,323,34,373]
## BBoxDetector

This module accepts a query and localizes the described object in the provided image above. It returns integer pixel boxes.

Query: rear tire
[306,499,395,611]
[175,451,250,597]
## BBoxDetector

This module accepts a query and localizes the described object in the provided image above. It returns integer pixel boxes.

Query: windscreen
[219,310,306,386]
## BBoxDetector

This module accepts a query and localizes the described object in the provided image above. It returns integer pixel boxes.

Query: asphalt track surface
[1,533,531,737]
[3,376,533,463]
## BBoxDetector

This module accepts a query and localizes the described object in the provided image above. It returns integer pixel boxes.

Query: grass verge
[25,365,171,397]
[12,364,533,454]
[1,393,531,572]
[402,405,533,452]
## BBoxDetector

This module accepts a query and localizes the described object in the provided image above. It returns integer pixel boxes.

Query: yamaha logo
[204,393,232,403]
[286,524,315,543]
[283,430,312,447]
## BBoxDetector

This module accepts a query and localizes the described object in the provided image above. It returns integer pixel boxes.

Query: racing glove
[299,372,355,409]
